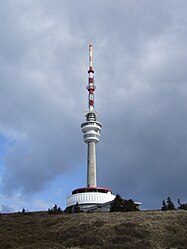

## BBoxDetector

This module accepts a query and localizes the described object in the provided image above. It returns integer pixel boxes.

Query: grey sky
[0,0,187,210]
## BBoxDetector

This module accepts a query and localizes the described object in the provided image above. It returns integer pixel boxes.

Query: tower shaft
[87,141,97,187]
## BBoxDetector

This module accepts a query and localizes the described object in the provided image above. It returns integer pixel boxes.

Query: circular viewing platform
[81,121,102,143]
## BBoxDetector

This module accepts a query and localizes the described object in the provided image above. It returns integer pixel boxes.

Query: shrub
[48,204,63,214]
[178,199,187,210]
[65,202,82,214]
[166,196,175,210]
[110,194,139,212]
[161,200,167,211]
[161,197,176,211]
[74,202,81,213]
[65,206,73,214]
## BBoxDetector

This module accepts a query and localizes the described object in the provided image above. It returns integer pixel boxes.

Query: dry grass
[0,210,187,249]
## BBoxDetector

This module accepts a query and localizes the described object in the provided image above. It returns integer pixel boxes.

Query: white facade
[66,191,116,208]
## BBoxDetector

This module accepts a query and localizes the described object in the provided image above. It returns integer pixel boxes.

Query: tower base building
[66,187,116,212]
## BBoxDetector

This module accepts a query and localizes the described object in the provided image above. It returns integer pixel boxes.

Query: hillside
[0,210,187,249]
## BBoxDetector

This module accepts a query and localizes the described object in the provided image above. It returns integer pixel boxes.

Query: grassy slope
[0,210,187,249]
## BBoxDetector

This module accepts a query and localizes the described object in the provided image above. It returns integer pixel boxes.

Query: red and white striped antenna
[87,44,96,112]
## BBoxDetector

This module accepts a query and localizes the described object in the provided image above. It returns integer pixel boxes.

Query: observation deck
[81,121,102,143]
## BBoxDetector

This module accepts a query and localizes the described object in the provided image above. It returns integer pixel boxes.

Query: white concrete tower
[66,45,116,211]
[81,45,102,187]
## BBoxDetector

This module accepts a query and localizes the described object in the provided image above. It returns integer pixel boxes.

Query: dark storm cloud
[0,0,187,209]
[0,0,85,195]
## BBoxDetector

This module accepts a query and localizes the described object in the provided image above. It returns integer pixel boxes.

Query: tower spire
[87,44,96,112]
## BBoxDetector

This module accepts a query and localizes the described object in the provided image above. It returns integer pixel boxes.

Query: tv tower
[66,45,115,211]
[81,44,102,187]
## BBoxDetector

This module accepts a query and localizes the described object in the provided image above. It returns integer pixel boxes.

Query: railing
[83,134,99,139]
[81,122,102,128]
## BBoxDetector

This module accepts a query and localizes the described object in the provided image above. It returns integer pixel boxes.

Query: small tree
[48,208,52,214]
[161,200,167,211]
[166,197,175,210]
[65,206,73,214]
[110,194,124,212]
[178,199,187,210]
[161,197,175,211]
[110,194,139,212]
[178,198,182,209]
[123,199,139,212]
[48,204,63,214]
[74,202,81,213]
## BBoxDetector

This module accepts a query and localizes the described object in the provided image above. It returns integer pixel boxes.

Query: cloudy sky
[0,0,187,212]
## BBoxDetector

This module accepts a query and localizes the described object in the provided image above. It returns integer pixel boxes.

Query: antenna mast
[87,45,96,112]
